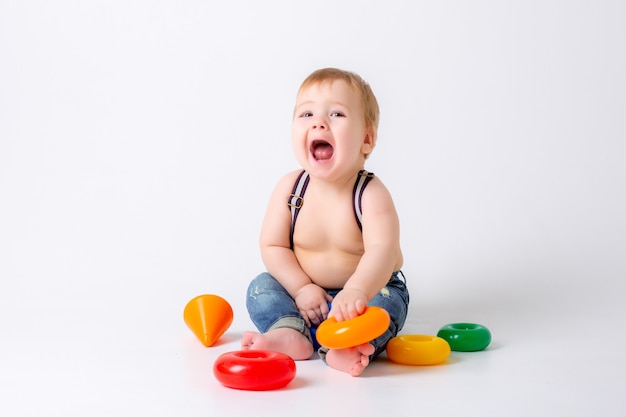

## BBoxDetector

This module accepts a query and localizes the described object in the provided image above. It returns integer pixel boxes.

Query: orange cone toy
[184,294,234,347]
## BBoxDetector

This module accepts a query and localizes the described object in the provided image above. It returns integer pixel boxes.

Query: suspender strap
[287,169,374,247]
[288,170,310,248]
[353,169,375,230]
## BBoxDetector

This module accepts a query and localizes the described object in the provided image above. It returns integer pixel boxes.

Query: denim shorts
[246,271,410,359]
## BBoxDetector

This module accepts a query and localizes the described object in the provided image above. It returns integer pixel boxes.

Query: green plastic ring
[437,323,491,352]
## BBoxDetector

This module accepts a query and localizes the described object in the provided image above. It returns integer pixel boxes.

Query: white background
[1,1,625,416]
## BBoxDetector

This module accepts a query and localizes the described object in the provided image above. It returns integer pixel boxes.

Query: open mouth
[311,140,334,161]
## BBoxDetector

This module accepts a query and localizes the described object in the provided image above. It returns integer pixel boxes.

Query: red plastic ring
[213,350,296,391]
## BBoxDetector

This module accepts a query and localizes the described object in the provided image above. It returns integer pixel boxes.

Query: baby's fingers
[299,309,312,327]
[320,301,331,320]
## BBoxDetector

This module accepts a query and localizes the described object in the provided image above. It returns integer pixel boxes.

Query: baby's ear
[361,128,376,156]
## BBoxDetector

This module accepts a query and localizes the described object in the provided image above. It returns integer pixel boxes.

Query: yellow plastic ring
[386,335,451,365]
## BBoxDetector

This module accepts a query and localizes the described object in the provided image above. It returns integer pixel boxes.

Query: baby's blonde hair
[298,68,380,149]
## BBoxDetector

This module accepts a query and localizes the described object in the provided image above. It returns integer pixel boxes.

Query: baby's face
[292,80,374,180]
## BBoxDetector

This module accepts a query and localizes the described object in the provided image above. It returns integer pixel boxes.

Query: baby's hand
[295,283,333,327]
[328,288,368,322]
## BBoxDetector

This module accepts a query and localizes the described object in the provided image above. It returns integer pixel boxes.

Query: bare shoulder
[261,169,305,246]
[360,174,402,258]
[271,169,305,197]
[264,169,306,214]
[361,174,397,211]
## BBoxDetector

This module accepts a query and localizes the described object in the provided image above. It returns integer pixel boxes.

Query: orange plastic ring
[315,306,390,349]
[386,335,451,365]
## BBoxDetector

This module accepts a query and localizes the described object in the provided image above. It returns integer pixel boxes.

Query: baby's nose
[312,119,327,129]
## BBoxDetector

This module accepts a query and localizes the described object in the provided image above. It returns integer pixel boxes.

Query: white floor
[1,270,624,417]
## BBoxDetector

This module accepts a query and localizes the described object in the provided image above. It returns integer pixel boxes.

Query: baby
[242,68,409,376]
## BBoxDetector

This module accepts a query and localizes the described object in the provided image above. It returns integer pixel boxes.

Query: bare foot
[241,328,314,360]
[325,343,376,377]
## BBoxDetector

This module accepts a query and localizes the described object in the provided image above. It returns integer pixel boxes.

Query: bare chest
[292,194,364,254]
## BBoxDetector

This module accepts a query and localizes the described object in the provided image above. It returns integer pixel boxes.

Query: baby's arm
[329,177,402,321]
[259,171,332,326]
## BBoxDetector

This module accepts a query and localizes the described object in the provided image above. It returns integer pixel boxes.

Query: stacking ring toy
[437,323,491,352]
[213,350,296,391]
[316,306,390,349]
[386,335,451,365]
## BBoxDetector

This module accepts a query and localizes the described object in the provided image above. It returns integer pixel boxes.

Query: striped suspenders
[288,169,374,248]
[288,170,310,248]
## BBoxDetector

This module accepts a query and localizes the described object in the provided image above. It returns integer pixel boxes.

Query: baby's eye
[300,112,313,118]
[330,111,345,117]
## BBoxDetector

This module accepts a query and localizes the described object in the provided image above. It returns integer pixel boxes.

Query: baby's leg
[244,273,314,360]
[325,343,376,377]
[241,328,314,360]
